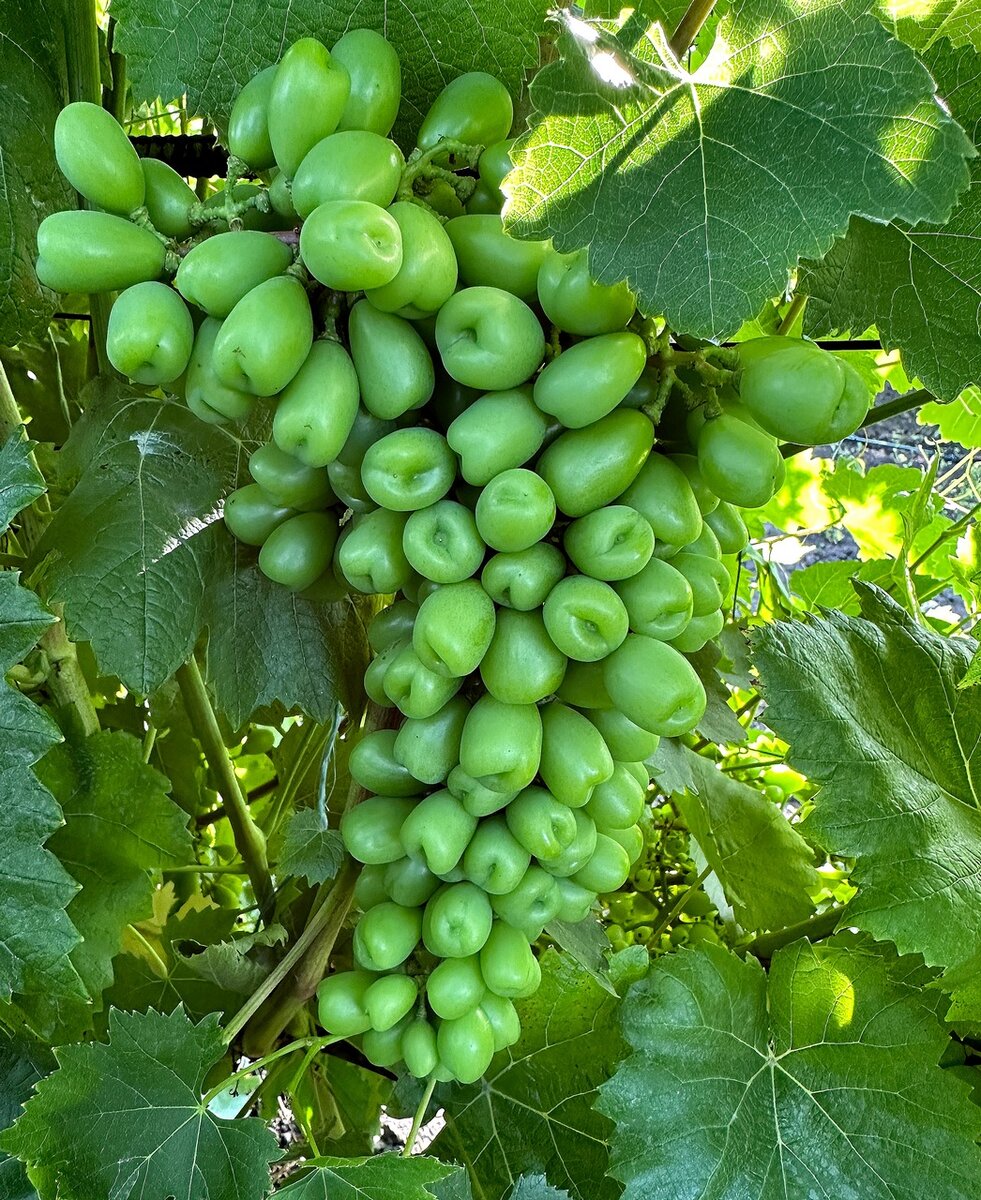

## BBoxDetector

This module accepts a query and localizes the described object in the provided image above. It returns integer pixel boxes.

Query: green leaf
[0,0,73,348]
[687,645,747,744]
[32,389,241,695]
[0,1033,51,1200]
[673,746,819,931]
[801,40,981,402]
[788,559,898,614]
[279,809,345,886]
[648,737,698,795]
[111,0,549,147]
[276,1155,455,1200]
[543,917,617,997]
[877,0,981,55]
[754,584,981,982]
[920,386,981,449]
[1,1007,281,1200]
[431,1169,472,1200]
[511,1178,570,1200]
[28,731,190,1038]
[103,891,258,1022]
[505,0,974,339]
[939,950,981,1034]
[598,939,981,1200]
[0,488,82,1017]
[203,540,369,727]
[0,437,44,535]
[433,948,644,1200]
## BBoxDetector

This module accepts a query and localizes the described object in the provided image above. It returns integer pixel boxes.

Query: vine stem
[647,864,711,945]
[669,0,718,57]
[0,363,100,737]
[234,702,389,1054]
[176,658,273,917]
[201,1034,340,1107]
[777,294,806,335]
[402,1075,438,1158]
[742,906,842,959]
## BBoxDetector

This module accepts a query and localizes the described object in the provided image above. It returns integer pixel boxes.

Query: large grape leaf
[0,436,83,1020]
[504,0,974,341]
[0,1034,51,1200]
[0,0,74,348]
[203,539,370,727]
[276,1155,455,1200]
[111,0,549,147]
[598,940,981,1200]
[673,745,820,932]
[1,1007,281,1200]
[26,731,190,1039]
[33,388,361,721]
[432,948,646,1200]
[801,39,981,402]
[754,583,981,984]
[877,0,981,54]
[31,389,241,695]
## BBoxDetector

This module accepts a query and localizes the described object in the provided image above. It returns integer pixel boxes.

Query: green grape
[436,287,545,391]
[394,696,470,785]
[258,511,338,591]
[353,901,422,970]
[506,787,578,860]
[348,300,435,420]
[478,993,521,1051]
[384,855,441,907]
[269,38,350,177]
[543,575,629,661]
[365,974,418,1031]
[537,410,654,517]
[249,443,333,509]
[462,817,531,895]
[341,795,416,864]
[141,158,197,238]
[481,543,566,611]
[539,702,614,808]
[400,790,477,875]
[106,282,193,385]
[175,230,293,318]
[331,28,402,135]
[36,211,165,294]
[54,102,144,214]
[300,200,403,290]
[337,508,412,595]
[475,469,556,553]
[427,955,487,1020]
[361,427,456,511]
[446,387,548,486]
[365,201,458,318]
[413,580,496,677]
[536,246,636,335]
[227,65,277,170]
[437,1008,496,1084]
[212,275,313,396]
[423,882,495,958]
[479,921,540,999]
[402,1018,439,1078]
[563,505,655,582]
[417,72,513,151]
[402,500,485,584]
[291,130,404,218]
[223,484,294,546]
[317,970,373,1035]
[445,214,548,300]
[349,729,426,796]
[273,339,360,467]
[460,696,543,796]
[534,332,646,428]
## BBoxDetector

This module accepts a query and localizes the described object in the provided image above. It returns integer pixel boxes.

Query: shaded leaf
[30,731,190,1038]
[673,745,819,931]
[801,40,981,402]
[0,437,44,534]
[2,1008,281,1200]
[920,386,981,450]
[433,948,645,1200]
[276,1155,455,1200]
[754,584,981,983]
[598,939,981,1200]
[543,917,617,997]
[0,0,74,347]
[505,0,974,339]
[112,0,549,148]
[0,1033,51,1200]
[511,1178,569,1200]
[279,809,345,886]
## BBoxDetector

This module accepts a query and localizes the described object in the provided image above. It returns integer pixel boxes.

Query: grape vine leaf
[672,745,820,931]
[753,583,981,984]
[0,435,84,1022]
[598,939,981,1199]
[0,0,74,348]
[511,1178,570,1200]
[31,388,240,695]
[877,0,981,56]
[801,39,981,402]
[543,917,619,997]
[1,1007,281,1200]
[279,809,346,886]
[276,1155,455,1199]
[111,0,549,147]
[28,730,191,1039]
[203,540,370,727]
[433,948,646,1200]
[787,559,899,615]
[920,386,981,449]
[431,1170,472,1200]
[504,0,974,341]
[0,1033,51,1200]
[0,435,44,532]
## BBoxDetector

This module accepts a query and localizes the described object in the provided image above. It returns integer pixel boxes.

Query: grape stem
[201,1034,341,1107]
[402,1074,439,1158]
[669,0,718,57]
[232,702,390,1054]
[646,864,711,945]
[742,906,843,959]
[777,294,806,335]
[176,657,274,918]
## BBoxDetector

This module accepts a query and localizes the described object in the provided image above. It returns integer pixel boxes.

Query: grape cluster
[39,29,871,1086]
